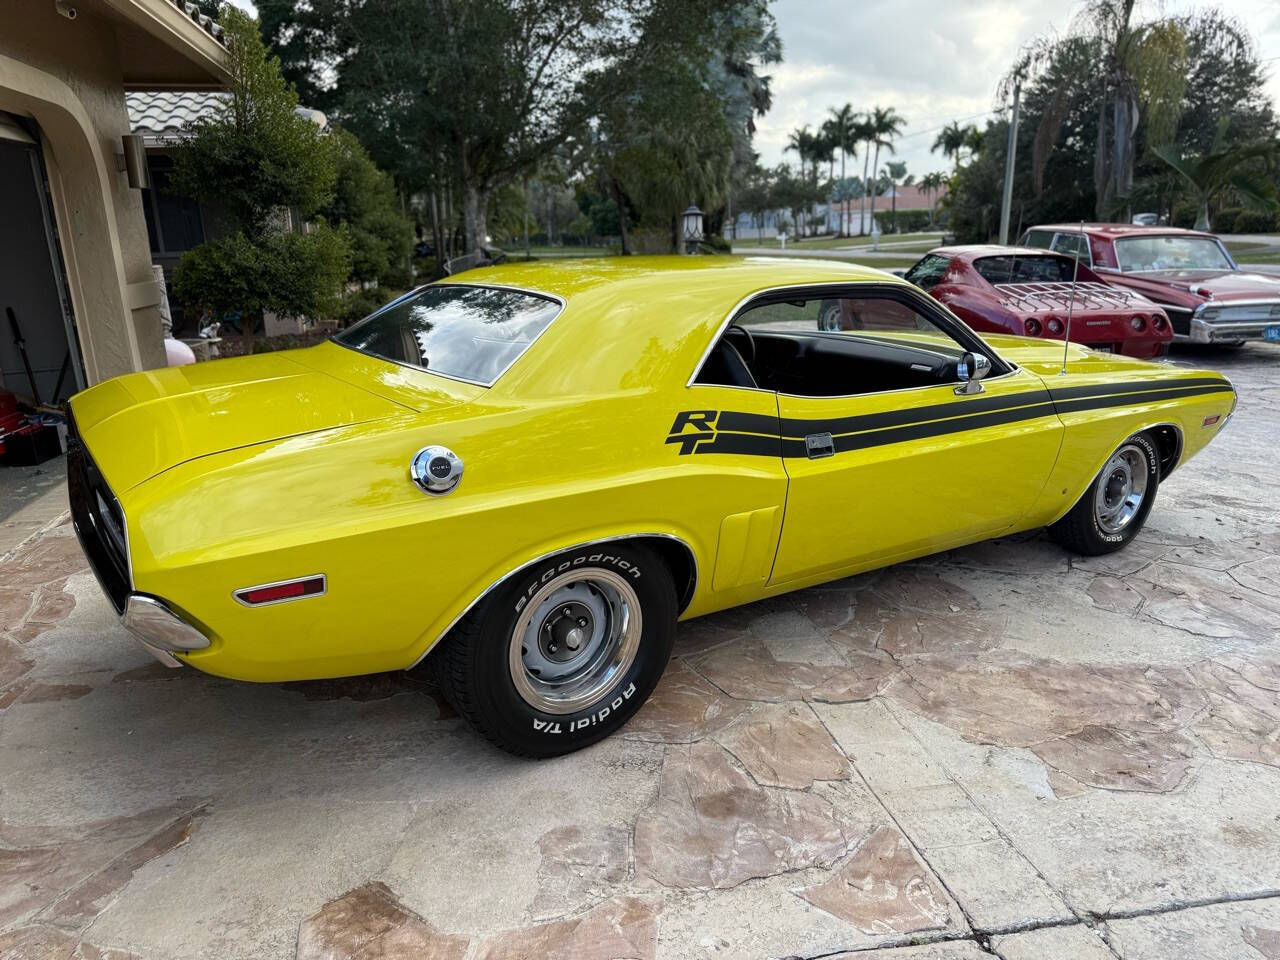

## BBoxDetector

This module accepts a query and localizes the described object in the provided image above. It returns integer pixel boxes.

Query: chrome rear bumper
[122,594,209,667]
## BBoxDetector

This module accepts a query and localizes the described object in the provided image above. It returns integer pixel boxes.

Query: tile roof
[127,90,328,140]
[167,0,227,47]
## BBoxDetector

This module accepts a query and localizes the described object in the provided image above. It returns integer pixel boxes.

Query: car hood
[1112,269,1280,303]
[70,348,435,492]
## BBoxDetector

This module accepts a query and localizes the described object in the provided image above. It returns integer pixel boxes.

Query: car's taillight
[1046,317,1063,335]
[235,575,326,606]
[1131,315,1146,331]
[1024,317,1043,337]
[1153,314,1167,331]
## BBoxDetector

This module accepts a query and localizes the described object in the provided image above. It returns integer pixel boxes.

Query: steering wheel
[724,323,755,365]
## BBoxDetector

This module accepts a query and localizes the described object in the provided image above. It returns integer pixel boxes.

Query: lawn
[733,231,944,251]
[1223,240,1271,254]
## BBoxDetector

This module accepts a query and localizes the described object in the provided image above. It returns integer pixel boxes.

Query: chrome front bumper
[1186,317,1277,343]
[121,594,209,667]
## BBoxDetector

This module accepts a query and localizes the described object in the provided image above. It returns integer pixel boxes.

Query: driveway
[2,345,1279,960]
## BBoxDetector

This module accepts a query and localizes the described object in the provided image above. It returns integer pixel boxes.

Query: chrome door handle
[805,432,834,459]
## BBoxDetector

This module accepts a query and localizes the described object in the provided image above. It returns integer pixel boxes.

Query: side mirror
[955,352,991,395]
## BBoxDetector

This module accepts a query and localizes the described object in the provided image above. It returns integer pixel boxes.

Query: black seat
[698,338,757,389]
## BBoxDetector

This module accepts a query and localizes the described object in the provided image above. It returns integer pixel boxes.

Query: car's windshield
[973,255,1080,284]
[333,284,562,385]
[1113,235,1233,273]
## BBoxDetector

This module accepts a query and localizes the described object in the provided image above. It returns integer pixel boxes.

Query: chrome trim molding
[232,574,328,608]
[332,281,569,389]
[122,594,210,652]
[408,533,700,669]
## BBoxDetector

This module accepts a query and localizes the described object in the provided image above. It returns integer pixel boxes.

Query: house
[0,0,228,404]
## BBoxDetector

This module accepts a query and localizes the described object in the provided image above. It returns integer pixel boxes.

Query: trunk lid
[70,348,445,492]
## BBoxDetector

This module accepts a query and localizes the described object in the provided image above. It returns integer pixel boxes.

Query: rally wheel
[434,543,676,757]
[1049,431,1160,556]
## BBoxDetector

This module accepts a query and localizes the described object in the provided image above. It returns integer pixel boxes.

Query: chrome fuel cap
[410,446,464,495]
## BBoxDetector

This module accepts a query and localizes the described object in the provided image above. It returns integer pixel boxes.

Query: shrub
[1214,207,1245,233]
[702,234,731,253]
[1233,208,1278,233]
[875,209,933,233]
[1171,203,1198,229]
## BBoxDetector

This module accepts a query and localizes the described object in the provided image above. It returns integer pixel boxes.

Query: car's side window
[903,254,951,291]
[1050,232,1091,263]
[1022,230,1053,249]
[696,290,993,399]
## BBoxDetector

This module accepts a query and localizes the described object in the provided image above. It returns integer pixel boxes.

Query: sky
[755,0,1280,179]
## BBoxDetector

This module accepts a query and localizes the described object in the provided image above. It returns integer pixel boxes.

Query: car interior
[695,294,993,397]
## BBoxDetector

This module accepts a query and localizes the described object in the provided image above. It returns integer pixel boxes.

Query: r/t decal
[665,410,719,455]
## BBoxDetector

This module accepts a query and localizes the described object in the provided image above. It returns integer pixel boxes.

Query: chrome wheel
[1094,444,1149,535]
[508,569,643,715]
[817,301,842,332]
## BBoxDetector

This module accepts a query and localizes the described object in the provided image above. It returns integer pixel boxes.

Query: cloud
[758,0,1280,179]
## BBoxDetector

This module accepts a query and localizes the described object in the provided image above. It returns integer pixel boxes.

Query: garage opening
[0,112,85,406]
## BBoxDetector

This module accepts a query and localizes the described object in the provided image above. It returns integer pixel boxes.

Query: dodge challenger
[67,257,1236,755]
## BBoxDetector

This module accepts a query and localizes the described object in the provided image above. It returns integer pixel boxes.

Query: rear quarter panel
[122,383,787,682]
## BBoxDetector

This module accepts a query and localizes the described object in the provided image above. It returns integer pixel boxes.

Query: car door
[742,287,1064,586]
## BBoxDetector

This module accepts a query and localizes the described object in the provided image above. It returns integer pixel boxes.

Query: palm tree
[932,122,972,175]
[963,126,985,164]
[787,125,829,235]
[1152,124,1277,231]
[867,106,906,235]
[1004,0,1191,220]
[827,103,858,233]
[883,160,908,232]
[853,113,875,235]
[920,171,946,227]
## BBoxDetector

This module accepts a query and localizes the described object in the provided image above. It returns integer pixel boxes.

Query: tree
[170,7,349,347]
[883,160,908,232]
[261,0,768,254]
[826,104,858,234]
[585,1,777,251]
[1152,123,1277,230]
[866,106,905,234]
[919,171,946,227]
[948,122,1008,243]
[321,127,413,287]
[853,113,875,235]
[932,121,974,174]
[1005,0,1190,220]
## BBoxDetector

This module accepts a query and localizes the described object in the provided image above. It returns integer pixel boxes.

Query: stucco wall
[0,0,167,383]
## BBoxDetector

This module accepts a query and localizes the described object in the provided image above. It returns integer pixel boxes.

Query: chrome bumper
[1186,317,1278,344]
[121,594,209,667]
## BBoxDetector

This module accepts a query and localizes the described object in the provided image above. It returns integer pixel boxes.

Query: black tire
[433,543,676,757]
[1049,431,1160,556]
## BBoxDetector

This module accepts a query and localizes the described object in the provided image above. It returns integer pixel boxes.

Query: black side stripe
[1046,377,1231,402]
[693,377,1233,459]
[770,388,1053,438]
[1052,384,1233,416]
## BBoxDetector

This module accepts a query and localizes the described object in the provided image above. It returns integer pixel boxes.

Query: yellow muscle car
[67,257,1236,756]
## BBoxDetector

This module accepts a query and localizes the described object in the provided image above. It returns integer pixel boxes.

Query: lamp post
[681,205,704,255]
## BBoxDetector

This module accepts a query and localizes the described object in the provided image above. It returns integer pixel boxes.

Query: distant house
[729,182,950,242]
[126,90,328,334]
[1,0,229,402]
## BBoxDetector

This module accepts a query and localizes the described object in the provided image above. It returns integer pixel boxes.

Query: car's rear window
[333,284,563,386]
[974,255,1079,284]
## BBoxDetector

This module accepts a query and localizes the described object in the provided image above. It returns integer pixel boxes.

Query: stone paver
[1,344,1278,959]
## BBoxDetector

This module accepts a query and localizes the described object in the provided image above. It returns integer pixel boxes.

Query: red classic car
[901,245,1172,359]
[1019,224,1280,346]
